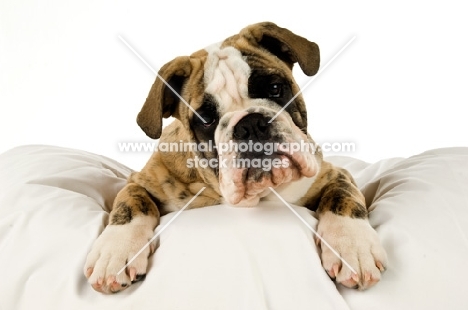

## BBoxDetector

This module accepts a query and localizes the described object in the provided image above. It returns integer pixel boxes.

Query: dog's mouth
[214,107,319,207]
[218,150,316,206]
[216,126,320,206]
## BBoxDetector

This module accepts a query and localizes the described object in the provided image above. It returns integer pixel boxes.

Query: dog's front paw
[84,219,156,294]
[316,212,387,290]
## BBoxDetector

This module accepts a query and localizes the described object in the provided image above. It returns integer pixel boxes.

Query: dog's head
[137,22,322,207]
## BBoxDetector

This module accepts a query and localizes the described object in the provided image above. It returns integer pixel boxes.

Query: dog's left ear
[242,22,320,76]
[137,56,192,139]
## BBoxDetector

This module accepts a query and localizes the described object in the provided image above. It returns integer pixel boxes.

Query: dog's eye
[201,115,217,128]
[268,83,283,98]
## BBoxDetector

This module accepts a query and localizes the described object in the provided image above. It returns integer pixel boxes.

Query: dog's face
[137,22,322,207]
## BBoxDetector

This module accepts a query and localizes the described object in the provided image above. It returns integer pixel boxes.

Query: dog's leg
[303,162,387,290]
[83,147,220,294]
[84,182,159,294]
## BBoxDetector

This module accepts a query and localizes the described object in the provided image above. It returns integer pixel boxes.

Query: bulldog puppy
[84,22,387,294]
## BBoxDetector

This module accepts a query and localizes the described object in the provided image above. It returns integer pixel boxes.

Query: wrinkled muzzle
[215,106,319,207]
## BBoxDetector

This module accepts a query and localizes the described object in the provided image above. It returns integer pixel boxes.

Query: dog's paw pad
[84,222,155,294]
[317,212,388,290]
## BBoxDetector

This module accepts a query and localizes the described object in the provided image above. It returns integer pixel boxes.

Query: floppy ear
[242,22,320,76]
[137,56,192,139]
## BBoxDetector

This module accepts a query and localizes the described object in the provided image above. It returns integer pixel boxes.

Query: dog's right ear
[137,56,192,139]
[241,22,320,76]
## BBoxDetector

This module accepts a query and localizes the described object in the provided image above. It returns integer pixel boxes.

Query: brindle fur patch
[124,123,222,216]
[109,183,158,225]
[110,202,133,225]
[298,161,368,219]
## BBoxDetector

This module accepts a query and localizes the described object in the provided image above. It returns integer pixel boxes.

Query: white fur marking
[84,216,157,293]
[204,44,251,110]
[317,211,388,289]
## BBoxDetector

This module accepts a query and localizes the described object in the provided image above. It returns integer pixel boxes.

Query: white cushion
[1,145,467,309]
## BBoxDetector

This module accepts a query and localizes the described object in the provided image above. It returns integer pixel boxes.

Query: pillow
[1,145,468,309]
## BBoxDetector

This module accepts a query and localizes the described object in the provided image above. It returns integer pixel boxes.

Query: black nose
[233,113,271,141]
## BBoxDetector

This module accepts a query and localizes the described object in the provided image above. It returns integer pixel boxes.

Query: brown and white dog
[84,22,387,294]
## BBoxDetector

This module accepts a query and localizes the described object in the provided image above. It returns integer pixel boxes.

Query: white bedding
[1,145,467,309]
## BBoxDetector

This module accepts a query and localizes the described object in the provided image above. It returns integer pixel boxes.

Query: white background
[1,0,467,170]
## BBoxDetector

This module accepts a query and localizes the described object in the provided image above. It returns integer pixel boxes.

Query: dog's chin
[219,153,318,207]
